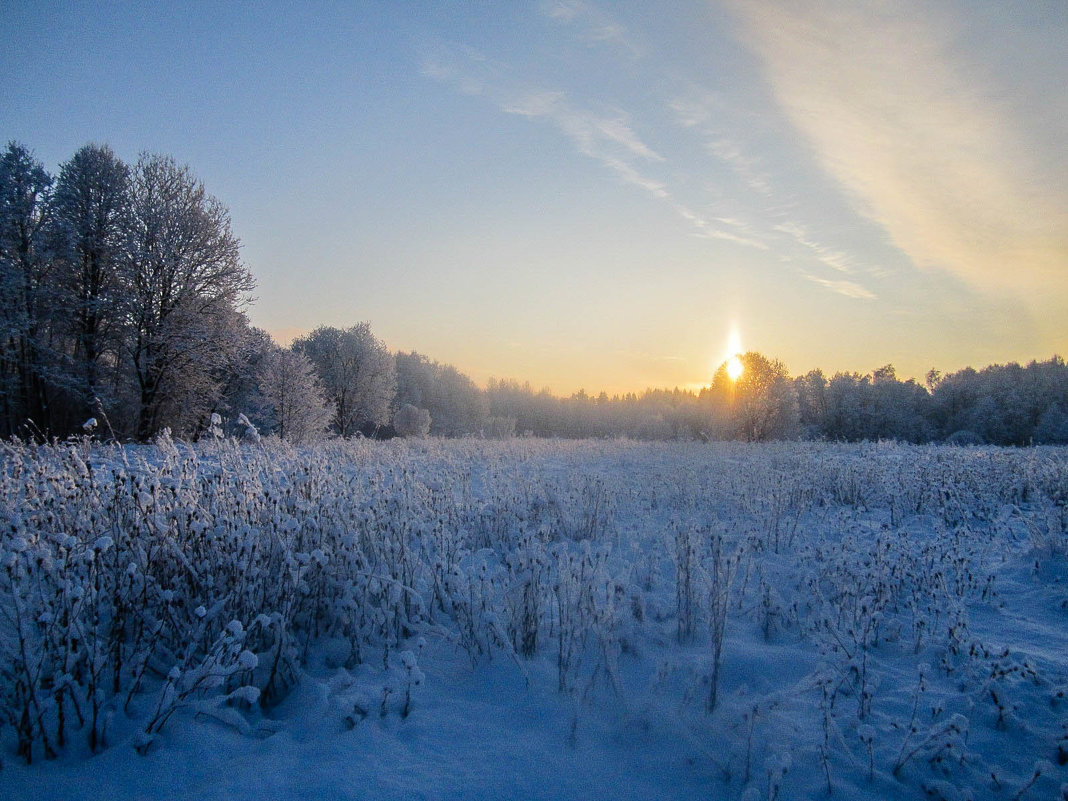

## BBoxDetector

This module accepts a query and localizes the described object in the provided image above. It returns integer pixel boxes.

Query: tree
[294,323,396,437]
[211,323,274,432]
[823,372,866,440]
[925,357,1068,445]
[256,344,334,443]
[123,154,255,439]
[393,403,431,438]
[394,350,487,436]
[1034,402,1068,445]
[483,415,516,438]
[795,369,828,438]
[707,351,799,441]
[51,144,132,422]
[0,142,56,435]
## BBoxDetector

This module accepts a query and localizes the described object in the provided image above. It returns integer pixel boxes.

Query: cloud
[503,91,663,164]
[694,228,769,251]
[670,203,770,250]
[502,90,668,197]
[423,45,668,200]
[725,0,1068,295]
[418,43,493,96]
[668,90,774,196]
[774,221,856,274]
[420,23,884,298]
[801,274,877,301]
[705,138,771,196]
[540,1,642,56]
[668,97,713,129]
[664,88,885,280]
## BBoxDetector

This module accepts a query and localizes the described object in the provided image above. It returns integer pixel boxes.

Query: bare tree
[294,323,395,437]
[123,153,254,439]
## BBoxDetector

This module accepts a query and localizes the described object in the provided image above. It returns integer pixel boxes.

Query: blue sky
[3,1,1065,393]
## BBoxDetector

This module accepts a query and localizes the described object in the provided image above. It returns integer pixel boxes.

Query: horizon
[3,1,1065,397]
[278,325,1063,398]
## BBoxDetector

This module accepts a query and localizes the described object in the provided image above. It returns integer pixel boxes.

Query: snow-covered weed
[0,437,1065,800]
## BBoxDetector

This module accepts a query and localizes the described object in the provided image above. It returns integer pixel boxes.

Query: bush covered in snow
[392,404,431,438]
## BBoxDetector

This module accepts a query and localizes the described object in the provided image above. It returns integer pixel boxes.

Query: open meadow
[1,437,1066,800]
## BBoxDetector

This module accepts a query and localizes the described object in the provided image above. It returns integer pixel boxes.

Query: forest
[3,141,1067,447]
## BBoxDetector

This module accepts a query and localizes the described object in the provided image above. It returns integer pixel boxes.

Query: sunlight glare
[725,325,744,381]
[727,355,744,381]
[726,328,742,360]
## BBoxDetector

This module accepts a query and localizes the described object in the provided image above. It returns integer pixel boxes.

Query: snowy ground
[1,438,1066,800]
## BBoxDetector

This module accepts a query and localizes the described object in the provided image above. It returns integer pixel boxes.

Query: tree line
[3,142,1066,445]
[482,354,1068,445]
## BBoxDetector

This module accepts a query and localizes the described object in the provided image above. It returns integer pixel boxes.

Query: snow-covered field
[1,437,1066,800]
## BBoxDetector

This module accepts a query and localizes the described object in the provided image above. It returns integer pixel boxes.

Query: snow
[1,438,1066,800]
[0,646,720,801]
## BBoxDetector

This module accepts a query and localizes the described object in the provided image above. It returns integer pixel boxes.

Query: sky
[2,1,1065,395]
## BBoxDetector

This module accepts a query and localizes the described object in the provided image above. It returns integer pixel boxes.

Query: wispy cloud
[419,43,493,96]
[540,1,642,56]
[420,17,889,302]
[705,138,771,196]
[503,91,663,164]
[695,228,770,250]
[774,221,856,274]
[725,0,1068,295]
[668,91,772,195]
[667,89,883,276]
[674,204,770,250]
[668,96,714,129]
[801,274,877,300]
[423,45,668,200]
[502,90,667,197]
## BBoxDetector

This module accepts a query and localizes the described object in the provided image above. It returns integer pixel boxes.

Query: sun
[727,354,744,381]
[724,325,744,381]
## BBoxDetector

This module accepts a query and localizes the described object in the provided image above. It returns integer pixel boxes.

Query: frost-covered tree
[482,414,517,438]
[707,351,799,441]
[257,344,334,443]
[486,378,563,437]
[51,144,131,422]
[393,402,431,437]
[822,372,867,441]
[1034,402,1068,444]
[868,365,933,442]
[394,351,488,436]
[0,142,57,436]
[812,366,934,442]
[795,368,828,438]
[927,357,1068,445]
[123,154,254,439]
[210,323,274,433]
[295,323,396,437]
